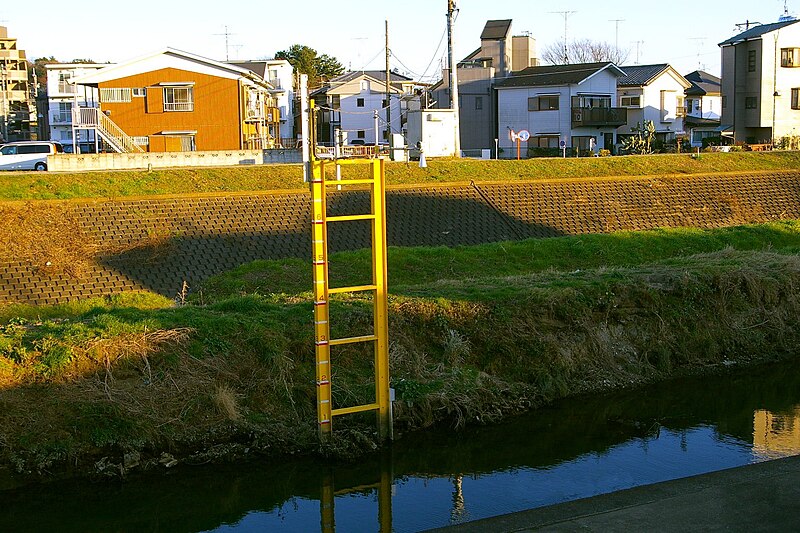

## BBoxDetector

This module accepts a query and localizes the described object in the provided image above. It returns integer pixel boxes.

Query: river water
[3,359,800,532]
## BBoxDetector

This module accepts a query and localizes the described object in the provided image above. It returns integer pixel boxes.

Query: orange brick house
[72,48,281,152]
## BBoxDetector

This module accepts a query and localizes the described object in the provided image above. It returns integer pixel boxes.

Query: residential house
[229,59,294,143]
[683,70,722,147]
[311,70,416,146]
[44,63,108,151]
[494,62,627,157]
[0,26,35,142]
[431,19,539,154]
[72,48,281,152]
[719,17,800,144]
[616,64,691,145]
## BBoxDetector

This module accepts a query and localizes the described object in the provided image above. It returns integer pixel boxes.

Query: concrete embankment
[1,170,799,305]
[427,454,800,532]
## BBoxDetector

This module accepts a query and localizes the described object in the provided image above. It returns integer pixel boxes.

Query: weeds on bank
[1,221,800,470]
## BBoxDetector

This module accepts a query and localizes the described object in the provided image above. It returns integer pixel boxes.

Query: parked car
[349,139,367,146]
[0,141,64,171]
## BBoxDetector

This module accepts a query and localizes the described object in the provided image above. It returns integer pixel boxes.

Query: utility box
[390,133,405,161]
[406,109,458,159]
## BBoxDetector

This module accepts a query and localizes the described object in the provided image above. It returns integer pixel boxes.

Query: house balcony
[571,107,628,128]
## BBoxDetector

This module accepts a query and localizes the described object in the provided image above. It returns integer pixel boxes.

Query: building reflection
[753,408,800,460]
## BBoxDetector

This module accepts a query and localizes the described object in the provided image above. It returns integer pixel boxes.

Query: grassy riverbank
[1,221,799,483]
[0,151,798,200]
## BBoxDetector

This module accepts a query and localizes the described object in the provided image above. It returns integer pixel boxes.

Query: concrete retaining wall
[48,150,265,172]
[2,171,799,305]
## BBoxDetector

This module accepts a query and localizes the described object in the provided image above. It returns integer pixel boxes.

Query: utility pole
[550,11,576,64]
[447,0,461,157]
[0,61,8,142]
[385,19,391,152]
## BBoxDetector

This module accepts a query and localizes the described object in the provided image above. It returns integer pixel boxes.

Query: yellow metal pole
[320,469,335,533]
[372,158,393,441]
[312,159,333,440]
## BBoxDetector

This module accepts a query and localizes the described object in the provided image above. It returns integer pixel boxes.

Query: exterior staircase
[72,107,145,153]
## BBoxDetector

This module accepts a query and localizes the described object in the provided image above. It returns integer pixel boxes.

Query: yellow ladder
[310,157,392,442]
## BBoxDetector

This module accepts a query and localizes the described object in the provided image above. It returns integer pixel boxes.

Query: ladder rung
[329,334,378,346]
[327,214,375,222]
[333,403,380,416]
[328,284,377,294]
[324,179,376,186]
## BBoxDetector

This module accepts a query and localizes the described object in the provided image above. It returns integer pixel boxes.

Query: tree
[31,56,58,86]
[541,39,630,65]
[275,45,345,87]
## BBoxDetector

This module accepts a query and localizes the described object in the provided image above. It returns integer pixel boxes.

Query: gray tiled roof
[617,64,669,87]
[495,62,619,88]
[684,70,721,96]
[719,19,799,46]
[481,19,513,40]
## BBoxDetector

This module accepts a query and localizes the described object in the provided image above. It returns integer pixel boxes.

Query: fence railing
[72,107,145,153]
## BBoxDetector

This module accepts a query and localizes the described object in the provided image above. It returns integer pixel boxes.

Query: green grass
[1,151,799,200]
[196,220,800,303]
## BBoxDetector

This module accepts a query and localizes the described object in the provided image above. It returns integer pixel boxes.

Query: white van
[0,141,64,171]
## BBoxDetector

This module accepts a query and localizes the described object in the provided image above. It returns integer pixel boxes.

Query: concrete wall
[48,149,265,171]
[2,170,799,305]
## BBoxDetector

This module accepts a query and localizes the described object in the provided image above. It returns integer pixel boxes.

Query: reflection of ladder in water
[310,156,393,442]
[320,455,393,533]
[72,107,145,153]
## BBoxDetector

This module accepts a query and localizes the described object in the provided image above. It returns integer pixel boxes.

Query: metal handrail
[72,107,145,153]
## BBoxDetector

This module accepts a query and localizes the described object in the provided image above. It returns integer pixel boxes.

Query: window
[781,48,800,67]
[571,95,611,108]
[748,50,757,72]
[132,88,146,97]
[100,88,132,103]
[361,80,370,92]
[163,86,194,112]
[620,96,641,107]
[382,129,389,140]
[475,96,483,110]
[528,95,559,111]
[530,136,560,148]
[745,96,758,109]
[357,130,365,139]
[357,98,365,108]
[792,88,800,110]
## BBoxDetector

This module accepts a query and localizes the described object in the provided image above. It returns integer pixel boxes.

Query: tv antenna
[734,20,762,31]
[609,19,625,50]
[214,25,237,61]
[549,11,577,64]
[690,37,707,69]
[632,40,645,64]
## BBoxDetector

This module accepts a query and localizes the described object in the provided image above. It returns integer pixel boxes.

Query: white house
[45,63,110,151]
[684,70,722,147]
[616,64,691,144]
[230,59,294,142]
[494,62,627,157]
[312,70,416,146]
[719,17,800,144]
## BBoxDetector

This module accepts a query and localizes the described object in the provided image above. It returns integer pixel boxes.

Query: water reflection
[2,360,800,533]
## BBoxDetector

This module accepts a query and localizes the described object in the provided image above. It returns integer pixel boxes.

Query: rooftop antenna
[779,0,797,21]
[690,37,706,69]
[550,11,577,64]
[633,40,645,64]
[609,19,625,50]
[214,26,235,61]
[734,20,762,31]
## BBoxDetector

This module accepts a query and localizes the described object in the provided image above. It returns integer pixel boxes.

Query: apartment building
[72,48,281,152]
[0,26,35,142]
[719,17,800,144]
[44,63,107,151]
[229,59,294,142]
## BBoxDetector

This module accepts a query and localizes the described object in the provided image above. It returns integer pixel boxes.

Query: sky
[1,0,798,80]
